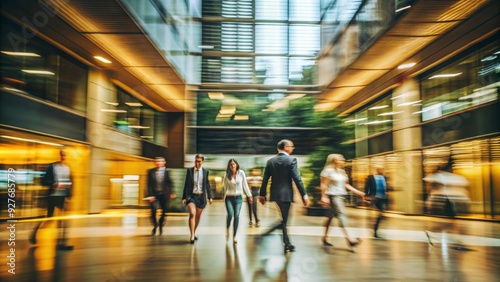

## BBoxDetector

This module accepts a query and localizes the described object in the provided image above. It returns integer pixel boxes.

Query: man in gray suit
[259,139,309,253]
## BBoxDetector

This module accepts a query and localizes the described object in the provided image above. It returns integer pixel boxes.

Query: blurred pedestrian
[259,139,309,253]
[423,158,470,247]
[364,165,391,238]
[320,154,365,251]
[246,168,262,227]
[182,154,213,243]
[146,157,175,235]
[29,149,73,250]
[223,159,253,243]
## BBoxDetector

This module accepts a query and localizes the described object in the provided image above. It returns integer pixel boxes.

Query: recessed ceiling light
[22,70,55,75]
[219,106,236,115]
[398,62,416,69]
[368,105,389,110]
[344,118,367,123]
[208,92,224,100]
[128,125,150,129]
[2,51,41,57]
[94,56,112,64]
[429,73,462,79]
[100,109,127,113]
[234,115,249,121]
[125,102,143,107]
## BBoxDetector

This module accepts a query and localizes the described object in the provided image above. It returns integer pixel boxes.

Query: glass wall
[120,0,200,84]
[319,0,411,84]
[422,137,500,218]
[345,93,394,140]
[200,0,320,85]
[0,128,90,220]
[420,38,499,121]
[101,86,161,142]
[0,16,88,113]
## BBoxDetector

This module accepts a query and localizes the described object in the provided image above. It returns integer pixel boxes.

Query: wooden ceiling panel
[329,69,389,88]
[44,0,143,33]
[350,36,437,69]
[85,34,170,67]
[387,22,458,37]
[126,67,184,85]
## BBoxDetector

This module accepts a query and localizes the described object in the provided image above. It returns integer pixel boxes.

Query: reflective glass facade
[1,17,88,113]
[420,38,499,121]
[121,0,201,84]
[201,0,320,85]
[346,34,500,218]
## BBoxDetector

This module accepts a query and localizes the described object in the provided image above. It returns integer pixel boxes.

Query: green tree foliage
[305,110,354,206]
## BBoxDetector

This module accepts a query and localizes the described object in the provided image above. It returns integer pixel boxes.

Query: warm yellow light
[208,92,224,100]
[21,70,55,75]
[219,106,236,115]
[368,105,389,110]
[100,109,127,113]
[94,56,112,64]
[1,51,40,57]
[0,135,63,147]
[398,62,416,69]
[125,102,143,107]
[234,115,249,121]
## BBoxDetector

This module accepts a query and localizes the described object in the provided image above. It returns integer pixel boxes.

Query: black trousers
[247,187,260,222]
[373,197,388,232]
[262,201,291,245]
[150,195,168,227]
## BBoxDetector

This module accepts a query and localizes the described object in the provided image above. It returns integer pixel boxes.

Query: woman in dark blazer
[182,154,213,243]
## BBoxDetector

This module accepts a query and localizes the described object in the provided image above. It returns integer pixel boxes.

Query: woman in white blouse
[320,154,365,251]
[223,159,253,243]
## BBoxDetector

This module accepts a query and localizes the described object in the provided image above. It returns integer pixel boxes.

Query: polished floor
[1,201,499,282]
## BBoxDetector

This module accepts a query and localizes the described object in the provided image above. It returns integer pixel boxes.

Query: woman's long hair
[225,158,240,180]
[324,154,345,170]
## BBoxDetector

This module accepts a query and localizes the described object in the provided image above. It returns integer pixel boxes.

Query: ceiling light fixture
[368,105,389,110]
[208,92,224,100]
[396,5,411,13]
[398,62,416,69]
[125,102,143,107]
[128,125,150,129]
[22,70,55,75]
[234,115,249,121]
[378,111,402,116]
[429,73,462,79]
[100,109,127,113]
[94,56,112,64]
[344,118,367,123]
[219,106,236,115]
[1,51,41,57]
[1,135,63,147]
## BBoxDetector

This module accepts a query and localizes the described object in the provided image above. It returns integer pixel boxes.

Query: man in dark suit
[364,165,390,238]
[29,149,73,250]
[146,157,175,235]
[259,139,309,253]
[182,154,213,243]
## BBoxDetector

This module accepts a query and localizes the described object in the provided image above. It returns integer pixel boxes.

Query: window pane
[255,0,287,20]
